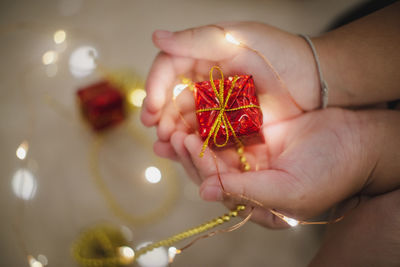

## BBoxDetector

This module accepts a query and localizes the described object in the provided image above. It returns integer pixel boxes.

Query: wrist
[284,35,321,111]
[356,110,400,194]
[311,35,353,107]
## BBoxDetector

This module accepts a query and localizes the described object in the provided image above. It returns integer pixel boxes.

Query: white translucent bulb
[144,166,162,184]
[168,247,180,263]
[225,33,240,46]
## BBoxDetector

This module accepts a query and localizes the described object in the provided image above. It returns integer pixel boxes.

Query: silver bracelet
[299,34,329,109]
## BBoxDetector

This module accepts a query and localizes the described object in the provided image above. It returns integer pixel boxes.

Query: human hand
[172,108,400,228]
[141,22,321,160]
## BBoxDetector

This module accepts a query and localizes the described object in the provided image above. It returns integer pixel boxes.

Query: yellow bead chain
[134,204,246,259]
[72,205,246,266]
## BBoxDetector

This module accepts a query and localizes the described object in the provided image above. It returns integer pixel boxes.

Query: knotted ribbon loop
[196,66,260,157]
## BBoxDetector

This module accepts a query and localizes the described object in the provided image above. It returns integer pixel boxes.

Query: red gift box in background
[77,81,125,131]
[194,73,263,149]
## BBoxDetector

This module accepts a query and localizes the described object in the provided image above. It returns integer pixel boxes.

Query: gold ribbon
[197,66,260,157]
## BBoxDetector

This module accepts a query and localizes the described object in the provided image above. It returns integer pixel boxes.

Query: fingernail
[200,185,223,201]
[154,30,173,39]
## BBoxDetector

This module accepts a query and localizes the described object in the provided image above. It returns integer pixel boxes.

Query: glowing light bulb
[28,256,43,267]
[16,141,29,160]
[118,246,135,265]
[283,216,299,227]
[168,247,181,263]
[173,84,188,99]
[128,89,146,107]
[42,51,58,65]
[54,30,66,44]
[144,166,162,184]
[225,33,240,46]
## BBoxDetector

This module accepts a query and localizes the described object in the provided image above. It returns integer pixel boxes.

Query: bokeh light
[69,46,98,78]
[12,168,37,200]
[53,30,66,44]
[136,242,168,267]
[42,51,58,65]
[16,141,29,160]
[118,246,135,265]
[144,166,162,184]
[128,89,146,107]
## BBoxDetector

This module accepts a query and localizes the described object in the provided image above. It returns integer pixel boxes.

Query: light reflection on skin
[12,168,37,200]
[173,83,188,99]
[69,46,98,78]
[136,242,168,267]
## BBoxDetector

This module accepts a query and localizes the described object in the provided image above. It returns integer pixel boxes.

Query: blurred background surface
[0,0,367,266]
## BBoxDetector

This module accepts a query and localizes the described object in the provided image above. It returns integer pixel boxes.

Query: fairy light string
[7,23,349,267]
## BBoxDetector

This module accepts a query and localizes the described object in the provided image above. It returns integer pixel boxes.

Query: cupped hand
[172,108,382,228]
[141,22,321,160]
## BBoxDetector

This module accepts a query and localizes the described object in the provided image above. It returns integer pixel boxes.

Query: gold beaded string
[134,204,248,259]
[72,205,252,266]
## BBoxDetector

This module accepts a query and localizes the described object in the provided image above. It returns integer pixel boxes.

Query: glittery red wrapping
[77,81,125,131]
[194,75,263,147]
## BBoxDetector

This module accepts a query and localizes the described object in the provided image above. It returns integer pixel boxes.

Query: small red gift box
[194,68,263,153]
[77,81,125,131]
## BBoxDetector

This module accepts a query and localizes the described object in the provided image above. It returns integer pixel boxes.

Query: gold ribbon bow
[197,66,260,157]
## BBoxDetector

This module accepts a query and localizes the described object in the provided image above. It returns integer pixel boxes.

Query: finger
[183,134,234,179]
[143,52,194,118]
[141,97,162,127]
[171,131,202,185]
[153,26,239,61]
[153,140,178,160]
[199,169,301,210]
[157,88,196,142]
